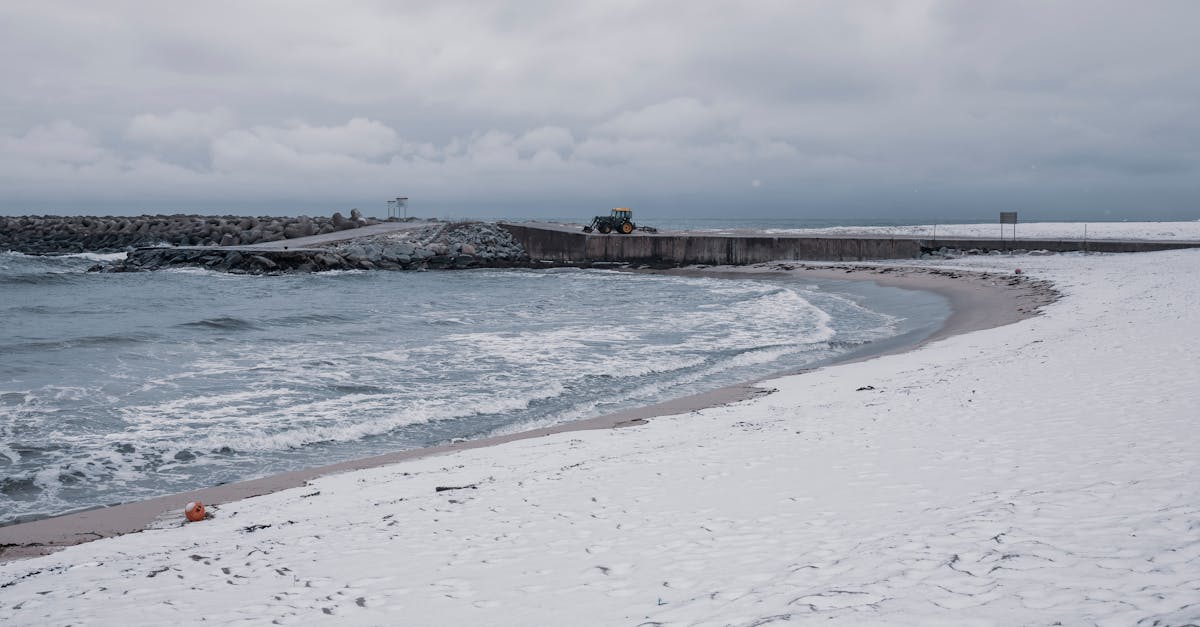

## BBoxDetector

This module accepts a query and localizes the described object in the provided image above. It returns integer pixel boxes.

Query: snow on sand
[753,220,1200,241]
[3,248,1199,625]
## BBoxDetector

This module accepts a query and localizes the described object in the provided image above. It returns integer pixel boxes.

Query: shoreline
[664,261,1058,349]
[0,263,1057,563]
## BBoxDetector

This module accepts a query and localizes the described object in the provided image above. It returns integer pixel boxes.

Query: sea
[0,233,951,526]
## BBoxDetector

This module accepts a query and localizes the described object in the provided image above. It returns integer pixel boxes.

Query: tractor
[582,207,655,234]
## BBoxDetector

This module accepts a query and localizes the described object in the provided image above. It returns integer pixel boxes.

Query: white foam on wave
[442,280,848,434]
[0,385,119,414]
[115,387,302,429]
[62,251,129,262]
[0,250,100,274]
[358,348,413,364]
[812,290,902,342]
[110,374,571,455]
[670,287,837,350]
[188,381,569,453]
[447,325,710,379]
[495,342,833,437]
[312,268,367,276]
[1,264,915,524]
[161,266,247,279]
[0,440,19,465]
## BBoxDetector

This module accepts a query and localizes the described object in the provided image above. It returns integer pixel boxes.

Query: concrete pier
[500,223,1200,265]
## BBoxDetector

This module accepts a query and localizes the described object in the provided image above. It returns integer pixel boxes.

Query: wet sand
[0,263,1057,562]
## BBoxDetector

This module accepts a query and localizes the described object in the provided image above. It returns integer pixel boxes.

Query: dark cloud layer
[1,1,1197,220]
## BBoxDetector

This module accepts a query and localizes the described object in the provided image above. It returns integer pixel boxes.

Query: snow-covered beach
[744,220,1200,242]
[3,230,1199,624]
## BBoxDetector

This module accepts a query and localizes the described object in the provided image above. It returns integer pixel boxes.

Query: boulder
[250,255,278,270]
[283,221,314,239]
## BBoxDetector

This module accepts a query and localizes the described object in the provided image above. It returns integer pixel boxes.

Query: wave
[61,251,128,262]
[0,272,87,286]
[0,333,151,354]
[113,381,569,456]
[0,252,100,287]
[1,264,927,525]
[427,317,472,326]
[0,393,27,408]
[8,304,61,315]
[2,249,101,268]
[265,313,355,326]
[174,316,260,331]
[0,475,41,500]
[326,383,390,394]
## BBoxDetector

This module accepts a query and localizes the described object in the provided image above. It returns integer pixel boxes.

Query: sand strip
[0,263,1056,562]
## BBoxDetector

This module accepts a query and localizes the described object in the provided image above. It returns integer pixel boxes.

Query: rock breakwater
[1,211,377,254]
[100,221,530,274]
[335,222,528,265]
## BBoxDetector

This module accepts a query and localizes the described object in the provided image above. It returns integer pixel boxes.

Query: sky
[1,1,1198,221]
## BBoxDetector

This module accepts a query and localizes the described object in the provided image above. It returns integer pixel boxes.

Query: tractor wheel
[619,221,634,234]
[598,223,612,234]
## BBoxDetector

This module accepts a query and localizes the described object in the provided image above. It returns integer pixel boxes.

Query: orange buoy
[185,500,206,522]
[1014,268,1023,274]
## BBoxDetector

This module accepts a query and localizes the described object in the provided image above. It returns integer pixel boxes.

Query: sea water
[0,252,948,524]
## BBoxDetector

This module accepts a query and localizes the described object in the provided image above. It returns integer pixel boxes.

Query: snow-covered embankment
[1,247,1198,625]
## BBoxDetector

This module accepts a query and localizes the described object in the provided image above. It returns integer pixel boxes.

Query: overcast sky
[1,1,1197,221]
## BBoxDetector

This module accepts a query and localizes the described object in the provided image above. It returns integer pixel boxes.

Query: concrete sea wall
[500,224,1200,265]
[502,224,920,264]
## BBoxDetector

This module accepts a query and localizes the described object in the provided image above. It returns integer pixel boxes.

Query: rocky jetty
[101,221,529,274]
[107,248,363,274]
[0,211,377,254]
[334,222,528,267]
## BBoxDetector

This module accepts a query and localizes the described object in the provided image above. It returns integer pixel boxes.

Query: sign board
[387,197,410,219]
[1000,211,1018,241]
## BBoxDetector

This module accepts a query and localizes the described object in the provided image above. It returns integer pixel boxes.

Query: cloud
[594,98,726,140]
[515,126,574,156]
[252,118,399,160]
[0,1,1197,217]
[1,121,108,165]
[126,109,234,145]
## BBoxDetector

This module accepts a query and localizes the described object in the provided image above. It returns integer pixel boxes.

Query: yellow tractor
[582,208,654,234]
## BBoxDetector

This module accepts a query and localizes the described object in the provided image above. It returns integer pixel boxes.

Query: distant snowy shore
[2,242,1198,624]
[752,220,1200,241]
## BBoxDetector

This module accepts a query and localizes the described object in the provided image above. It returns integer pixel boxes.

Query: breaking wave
[0,259,944,525]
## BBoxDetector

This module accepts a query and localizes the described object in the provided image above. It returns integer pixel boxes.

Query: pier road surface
[222,220,438,252]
